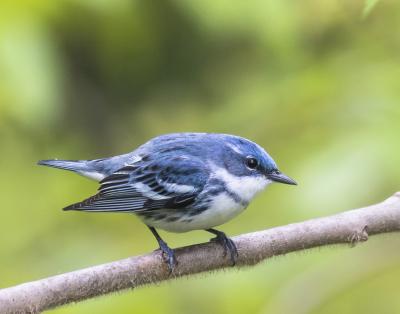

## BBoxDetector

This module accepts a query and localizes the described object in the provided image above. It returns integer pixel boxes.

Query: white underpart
[142,166,272,233]
[213,166,271,202]
[79,171,106,181]
[143,192,245,232]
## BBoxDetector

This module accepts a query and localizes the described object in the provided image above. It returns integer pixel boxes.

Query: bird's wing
[63,156,208,212]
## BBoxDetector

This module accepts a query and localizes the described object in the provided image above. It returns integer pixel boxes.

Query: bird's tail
[37,159,88,172]
[37,159,106,181]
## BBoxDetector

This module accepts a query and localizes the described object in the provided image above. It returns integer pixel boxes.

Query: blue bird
[38,133,296,270]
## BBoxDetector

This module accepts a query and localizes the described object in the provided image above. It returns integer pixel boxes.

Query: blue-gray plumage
[38,133,296,270]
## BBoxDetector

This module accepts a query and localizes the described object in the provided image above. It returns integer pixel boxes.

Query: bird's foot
[209,230,238,266]
[148,226,177,273]
[157,239,177,273]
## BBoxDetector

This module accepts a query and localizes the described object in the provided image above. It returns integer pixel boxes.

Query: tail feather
[37,159,87,172]
[37,159,106,181]
[63,193,103,211]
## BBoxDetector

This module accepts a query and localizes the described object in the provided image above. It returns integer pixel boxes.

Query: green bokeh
[1,1,399,313]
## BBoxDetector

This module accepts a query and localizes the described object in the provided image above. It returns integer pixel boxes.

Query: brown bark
[1,192,400,313]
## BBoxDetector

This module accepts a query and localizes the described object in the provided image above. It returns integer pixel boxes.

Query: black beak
[267,170,297,185]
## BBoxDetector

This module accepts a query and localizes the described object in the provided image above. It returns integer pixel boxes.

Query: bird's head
[219,135,297,186]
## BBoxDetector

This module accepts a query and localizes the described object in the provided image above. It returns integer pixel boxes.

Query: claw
[148,226,177,274]
[208,230,238,265]
[158,239,177,273]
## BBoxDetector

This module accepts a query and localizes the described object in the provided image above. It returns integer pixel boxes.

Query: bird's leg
[206,228,238,266]
[148,226,177,272]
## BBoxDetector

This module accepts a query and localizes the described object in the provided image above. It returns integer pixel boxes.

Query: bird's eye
[245,157,258,170]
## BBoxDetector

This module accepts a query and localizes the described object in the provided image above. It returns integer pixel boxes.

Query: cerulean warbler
[38,133,296,270]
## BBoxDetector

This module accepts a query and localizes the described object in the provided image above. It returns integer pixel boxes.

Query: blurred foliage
[363,0,381,18]
[1,0,400,313]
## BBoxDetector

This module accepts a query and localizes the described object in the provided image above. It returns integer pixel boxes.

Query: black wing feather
[64,158,208,213]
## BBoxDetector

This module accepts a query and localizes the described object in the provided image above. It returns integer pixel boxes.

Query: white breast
[141,168,271,232]
[213,166,271,202]
[141,192,246,233]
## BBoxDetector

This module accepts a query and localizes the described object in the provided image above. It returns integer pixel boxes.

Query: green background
[1,1,400,313]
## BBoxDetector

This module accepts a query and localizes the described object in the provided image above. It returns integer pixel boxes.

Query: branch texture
[1,192,400,313]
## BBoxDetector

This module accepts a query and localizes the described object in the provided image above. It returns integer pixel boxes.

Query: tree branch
[1,193,400,313]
